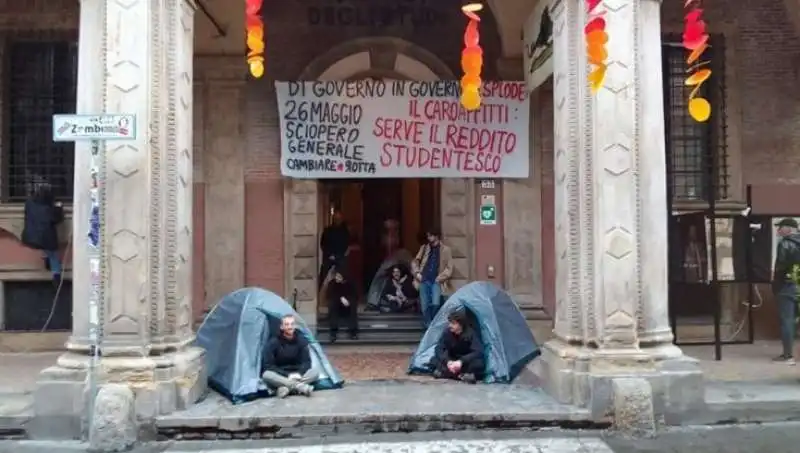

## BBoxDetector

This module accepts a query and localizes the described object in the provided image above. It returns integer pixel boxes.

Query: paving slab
[687,380,800,425]
[155,381,595,440]
[164,438,615,453]
[0,393,32,436]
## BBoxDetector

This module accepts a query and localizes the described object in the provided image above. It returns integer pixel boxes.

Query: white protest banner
[275,80,530,178]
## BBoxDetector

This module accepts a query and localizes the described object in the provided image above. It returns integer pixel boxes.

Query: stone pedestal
[538,0,704,425]
[31,0,206,440]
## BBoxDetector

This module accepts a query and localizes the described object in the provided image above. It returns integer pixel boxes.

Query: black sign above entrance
[305,0,448,28]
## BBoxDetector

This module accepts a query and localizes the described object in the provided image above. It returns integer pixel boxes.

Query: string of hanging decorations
[683,0,711,122]
[585,0,608,93]
[459,2,484,111]
[245,0,265,78]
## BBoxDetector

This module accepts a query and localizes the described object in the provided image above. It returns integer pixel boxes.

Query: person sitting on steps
[261,315,319,398]
[432,310,485,384]
[326,268,359,343]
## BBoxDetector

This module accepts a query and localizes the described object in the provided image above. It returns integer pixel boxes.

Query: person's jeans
[419,281,441,327]
[777,283,798,357]
[261,367,320,393]
[43,250,62,276]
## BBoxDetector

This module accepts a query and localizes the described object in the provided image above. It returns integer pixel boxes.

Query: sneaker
[52,274,62,286]
[772,355,796,365]
[329,333,337,344]
[297,383,313,397]
[432,369,444,379]
[349,331,358,340]
[276,386,290,398]
[459,373,477,384]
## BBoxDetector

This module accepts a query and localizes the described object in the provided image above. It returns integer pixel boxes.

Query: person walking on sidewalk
[772,218,800,365]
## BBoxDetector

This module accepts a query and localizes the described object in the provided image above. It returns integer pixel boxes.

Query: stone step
[155,381,597,440]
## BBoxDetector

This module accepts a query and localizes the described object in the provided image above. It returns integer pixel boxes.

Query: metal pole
[87,138,102,442]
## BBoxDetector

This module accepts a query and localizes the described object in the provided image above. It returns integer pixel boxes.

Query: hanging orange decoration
[683,0,711,122]
[460,3,484,111]
[245,0,265,78]
[585,0,608,93]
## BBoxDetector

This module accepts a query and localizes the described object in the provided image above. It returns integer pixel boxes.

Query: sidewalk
[3,342,800,438]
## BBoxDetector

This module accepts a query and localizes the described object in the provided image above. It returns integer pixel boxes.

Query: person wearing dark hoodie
[326,268,359,343]
[261,315,319,398]
[21,181,64,284]
[432,310,485,384]
[772,218,800,365]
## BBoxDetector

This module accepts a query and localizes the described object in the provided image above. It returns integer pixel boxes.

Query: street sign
[52,114,136,141]
[480,204,497,225]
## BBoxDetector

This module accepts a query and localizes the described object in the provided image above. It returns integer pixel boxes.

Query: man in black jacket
[318,210,351,290]
[261,315,319,397]
[21,181,64,284]
[432,311,484,383]
[772,218,800,365]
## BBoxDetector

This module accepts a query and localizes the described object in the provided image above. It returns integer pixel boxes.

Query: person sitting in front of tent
[261,314,319,398]
[432,310,484,384]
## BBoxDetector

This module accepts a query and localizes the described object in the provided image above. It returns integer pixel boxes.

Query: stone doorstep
[154,382,599,439]
[0,393,32,435]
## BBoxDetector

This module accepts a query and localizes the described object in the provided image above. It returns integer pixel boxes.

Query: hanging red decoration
[683,0,711,122]
[245,0,265,78]
[585,0,608,93]
[460,4,483,111]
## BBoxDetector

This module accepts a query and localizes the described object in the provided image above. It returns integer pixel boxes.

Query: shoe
[349,332,358,340]
[772,355,796,365]
[432,369,443,379]
[459,373,477,384]
[276,386,290,398]
[52,274,62,286]
[330,333,337,344]
[297,383,313,397]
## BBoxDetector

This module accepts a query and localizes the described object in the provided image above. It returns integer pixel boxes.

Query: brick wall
[239,0,505,298]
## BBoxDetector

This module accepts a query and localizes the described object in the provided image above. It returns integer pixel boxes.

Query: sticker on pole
[52,114,136,141]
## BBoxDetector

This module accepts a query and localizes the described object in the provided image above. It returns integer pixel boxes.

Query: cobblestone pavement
[6,423,800,453]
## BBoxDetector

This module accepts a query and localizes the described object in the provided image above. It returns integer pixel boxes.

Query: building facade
[0,0,797,436]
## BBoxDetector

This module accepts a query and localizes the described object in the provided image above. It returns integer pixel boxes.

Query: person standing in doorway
[412,227,453,327]
[772,218,800,365]
[319,210,350,291]
[21,181,64,285]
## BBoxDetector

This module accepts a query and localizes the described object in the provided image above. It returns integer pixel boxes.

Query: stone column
[538,0,703,423]
[33,0,206,440]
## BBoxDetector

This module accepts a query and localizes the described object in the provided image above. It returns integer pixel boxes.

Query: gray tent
[408,281,540,383]
[196,287,343,403]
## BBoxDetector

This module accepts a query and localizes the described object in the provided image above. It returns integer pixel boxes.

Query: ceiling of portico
[194,0,537,57]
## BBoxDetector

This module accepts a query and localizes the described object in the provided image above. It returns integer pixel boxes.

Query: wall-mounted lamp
[462,1,484,13]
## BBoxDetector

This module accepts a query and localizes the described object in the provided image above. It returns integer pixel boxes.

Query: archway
[284,37,475,330]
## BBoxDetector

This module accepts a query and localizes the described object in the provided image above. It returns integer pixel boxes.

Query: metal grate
[2,39,78,202]
[662,35,728,202]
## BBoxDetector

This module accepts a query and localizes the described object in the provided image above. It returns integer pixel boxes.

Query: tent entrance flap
[196,287,344,403]
[408,281,540,383]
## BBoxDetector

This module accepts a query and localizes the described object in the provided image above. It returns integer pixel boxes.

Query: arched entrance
[283,38,475,331]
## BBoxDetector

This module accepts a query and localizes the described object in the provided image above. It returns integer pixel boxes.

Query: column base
[30,346,206,440]
[537,339,705,426]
